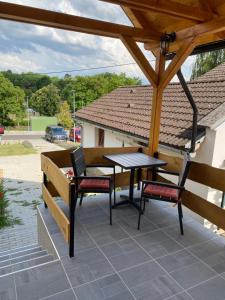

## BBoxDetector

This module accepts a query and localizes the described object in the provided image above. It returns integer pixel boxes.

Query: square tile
[15,261,70,300]
[164,221,215,248]
[42,289,76,300]
[157,249,198,273]
[100,238,151,271]
[86,223,129,246]
[134,230,183,258]
[0,274,16,300]
[188,276,225,300]
[168,292,193,300]
[61,247,114,287]
[170,261,217,289]
[120,261,181,300]
[74,274,133,300]
[118,214,158,237]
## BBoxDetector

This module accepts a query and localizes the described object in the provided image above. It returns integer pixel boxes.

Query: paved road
[1,133,44,140]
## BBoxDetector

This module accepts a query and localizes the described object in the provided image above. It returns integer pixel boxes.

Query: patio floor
[3,190,225,300]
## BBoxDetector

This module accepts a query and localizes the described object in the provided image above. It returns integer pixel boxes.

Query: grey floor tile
[42,289,76,300]
[168,292,193,300]
[170,261,217,289]
[134,230,183,258]
[0,274,16,300]
[74,274,134,300]
[188,276,225,300]
[61,247,114,287]
[120,261,181,300]
[189,237,225,274]
[80,214,110,229]
[164,221,215,248]
[118,214,158,237]
[100,238,151,271]
[15,261,70,300]
[86,223,129,246]
[157,249,198,273]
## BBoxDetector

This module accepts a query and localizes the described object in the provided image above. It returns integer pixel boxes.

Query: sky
[0,0,196,83]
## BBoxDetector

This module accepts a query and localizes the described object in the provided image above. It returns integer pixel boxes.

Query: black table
[104,152,167,209]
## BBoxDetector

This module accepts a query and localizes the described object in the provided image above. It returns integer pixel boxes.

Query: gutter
[177,69,198,153]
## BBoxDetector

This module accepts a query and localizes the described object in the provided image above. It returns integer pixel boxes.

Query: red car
[0,125,4,135]
[69,127,81,143]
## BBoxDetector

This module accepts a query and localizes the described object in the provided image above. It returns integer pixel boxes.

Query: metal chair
[70,147,116,225]
[138,152,191,234]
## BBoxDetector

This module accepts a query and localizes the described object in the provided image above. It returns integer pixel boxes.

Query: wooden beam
[0,1,160,42]
[148,53,165,155]
[42,184,70,242]
[121,36,157,87]
[159,37,197,91]
[101,0,210,22]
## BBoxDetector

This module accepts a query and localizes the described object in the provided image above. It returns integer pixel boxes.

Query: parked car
[0,125,4,135]
[45,125,67,142]
[69,127,81,143]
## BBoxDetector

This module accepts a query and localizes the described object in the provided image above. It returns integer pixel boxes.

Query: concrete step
[0,250,47,269]
[0,254,54,277]
[0,244,40,260]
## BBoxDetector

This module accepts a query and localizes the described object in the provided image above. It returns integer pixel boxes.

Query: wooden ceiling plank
[121,35,157,87]
[100,0,210,22]
[0,1,160,42]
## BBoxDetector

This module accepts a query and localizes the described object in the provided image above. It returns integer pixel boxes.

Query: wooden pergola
[2,0,225,154]
[3,0,225,256]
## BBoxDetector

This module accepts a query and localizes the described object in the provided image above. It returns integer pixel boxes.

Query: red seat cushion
[79,179,109,190]
[144,184,179,200]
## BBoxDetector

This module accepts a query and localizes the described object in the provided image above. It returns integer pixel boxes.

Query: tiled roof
[76,67,225,149]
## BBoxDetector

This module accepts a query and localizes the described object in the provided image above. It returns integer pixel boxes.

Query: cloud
[0,0,195,83]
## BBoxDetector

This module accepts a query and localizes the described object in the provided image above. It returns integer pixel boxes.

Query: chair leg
[138,196,143,230]
[109,192,112,225]
[178,203,184,235]
[79,193,84,206]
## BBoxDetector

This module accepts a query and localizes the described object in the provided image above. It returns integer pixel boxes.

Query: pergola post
[148,53,165,155]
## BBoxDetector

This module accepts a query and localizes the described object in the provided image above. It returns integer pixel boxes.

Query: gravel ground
[0,139,62,252]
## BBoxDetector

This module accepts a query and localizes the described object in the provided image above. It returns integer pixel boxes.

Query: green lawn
[0,143,37,156]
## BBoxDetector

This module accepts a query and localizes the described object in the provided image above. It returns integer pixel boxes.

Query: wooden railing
[41,146,225,257]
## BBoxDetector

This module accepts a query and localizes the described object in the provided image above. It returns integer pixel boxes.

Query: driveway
[0,139,62,252]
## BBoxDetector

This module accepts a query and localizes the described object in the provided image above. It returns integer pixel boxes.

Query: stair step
[0,250,48,268]
[0,255,54,277]
[0,246,42,262]
[0,243,38,257]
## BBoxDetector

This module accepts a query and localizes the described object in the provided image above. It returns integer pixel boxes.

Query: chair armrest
[156,170,179,176]
[142,180,184,191]
[86,164,115,169]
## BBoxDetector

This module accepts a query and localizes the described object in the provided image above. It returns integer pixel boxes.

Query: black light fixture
[160,32,176,55]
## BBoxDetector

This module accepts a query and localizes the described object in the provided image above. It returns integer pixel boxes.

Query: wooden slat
[0,1,160,42]
[101,0,210,22]
[121,35,157,87]
[42,184,70,242]
[83,147,140,165]
[45,181,59,197]
[157,174,225,230]
[41,155,71,204]
[41,148,74,168]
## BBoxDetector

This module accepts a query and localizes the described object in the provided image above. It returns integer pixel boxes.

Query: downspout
[177,69,198,153]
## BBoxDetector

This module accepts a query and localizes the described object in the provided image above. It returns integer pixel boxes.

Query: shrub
[0,180,22,228]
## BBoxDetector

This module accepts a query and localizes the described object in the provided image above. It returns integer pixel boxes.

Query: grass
[14,199,42,210]
[0,143,37,156]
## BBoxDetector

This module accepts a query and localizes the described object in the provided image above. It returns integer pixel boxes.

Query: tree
[57,101,73,128]
[0,74,25,125]
[60,72,141,111]
[30,84,61,116]
[2,70,51,97]
[191,50,225,79]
